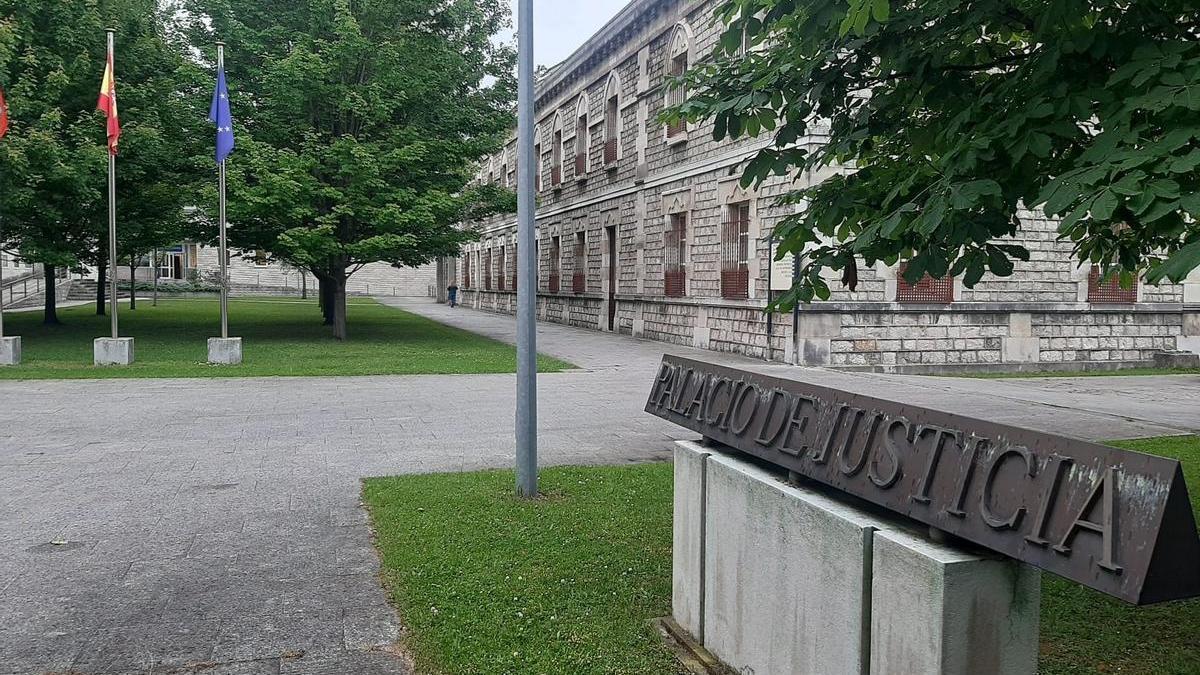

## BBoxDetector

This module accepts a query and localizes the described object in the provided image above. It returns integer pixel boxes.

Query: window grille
[604,95,619,165]
[721,203,751,299]
[666,54,688,139]
[549,237,561,293]
[573,231,587,294]
[664,213,687,297]
[896,262,954,303]
[1088,266,1138,303]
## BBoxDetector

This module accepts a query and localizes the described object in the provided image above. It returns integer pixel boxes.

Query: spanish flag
[97,52,120,155]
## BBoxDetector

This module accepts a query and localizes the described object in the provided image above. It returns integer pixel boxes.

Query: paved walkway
[1,299,1197,674]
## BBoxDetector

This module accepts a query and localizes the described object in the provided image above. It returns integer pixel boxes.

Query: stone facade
[452,0,1199,372]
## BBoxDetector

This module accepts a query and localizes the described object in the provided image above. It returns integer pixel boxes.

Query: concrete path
[1,299,1197,674]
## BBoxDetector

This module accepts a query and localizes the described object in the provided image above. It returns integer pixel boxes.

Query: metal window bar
[721,204,750,299]
[549,238,561,293]
[605,96,619,165]
[666,56,688,139]
[896,262,954,303]
[573,233,586,294]
[1088,266,1138,303]
[498,247,506,292]
[664,213,687,297]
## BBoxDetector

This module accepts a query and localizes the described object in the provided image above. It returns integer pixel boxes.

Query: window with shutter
[721,202,751,299]
[549,236,561,293]
[573,231,587,294]
[896,262,954,303]
[664,213,687,297]
[1088,266,1138,303]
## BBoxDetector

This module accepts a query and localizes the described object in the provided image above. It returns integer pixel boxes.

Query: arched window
[603,72,621,167]
[551,112,564,187]
[665,24,693,141]
[532,125,543,192]
[574,93,590,179]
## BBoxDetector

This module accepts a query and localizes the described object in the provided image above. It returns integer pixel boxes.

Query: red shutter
[1088,266,1138,303]
[896,263,954,303]
[664,214,687,297]
[721,204,750,299]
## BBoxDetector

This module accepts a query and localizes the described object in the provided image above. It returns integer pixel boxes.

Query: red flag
[0,87,9,139]
[97,53,120,154]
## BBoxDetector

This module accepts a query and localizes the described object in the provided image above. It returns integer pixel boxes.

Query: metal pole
[515,0,538,498]
[0,246,6,339]
[217,42,229,339]
[107,28,119,340]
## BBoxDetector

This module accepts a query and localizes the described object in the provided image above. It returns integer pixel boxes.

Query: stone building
[115,243,437,299]
[451,0,1200,372]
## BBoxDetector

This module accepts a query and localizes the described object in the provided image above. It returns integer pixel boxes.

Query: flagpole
[217,42,229,340]
[106,28,118,340]
[515,0,538,498]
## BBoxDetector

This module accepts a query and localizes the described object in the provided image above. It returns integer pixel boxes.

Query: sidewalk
[384,297,1200,441]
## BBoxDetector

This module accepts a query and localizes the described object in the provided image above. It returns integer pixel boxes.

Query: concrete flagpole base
[673,440,1040,675]
[94,337,135,366]
[0,336,21,366]
[207,337,243,365]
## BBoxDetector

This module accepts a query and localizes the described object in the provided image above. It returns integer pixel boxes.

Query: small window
[665,29,690,140]
[484,249,493,291]
[552,129,563,187]
[721,202,751,299]
[463,252,472,289]
[664,213,687,297]
[549,236,561,293]
[497,245,506,292]
[605,94,619,166]
[575,108,588,179]
[896,262,954,303]
[573,231,587,294]
[1088,266,1138,303]
[533,143,542,192]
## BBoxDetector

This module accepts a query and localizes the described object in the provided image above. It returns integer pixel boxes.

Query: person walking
[447,281,459,308]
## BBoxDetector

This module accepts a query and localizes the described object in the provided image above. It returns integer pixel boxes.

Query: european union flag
[209,63,234,163]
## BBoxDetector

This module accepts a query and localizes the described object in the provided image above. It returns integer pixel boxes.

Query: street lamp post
[515,0,538,498]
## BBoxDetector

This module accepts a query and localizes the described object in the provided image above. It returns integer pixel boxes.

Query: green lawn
[0,297,572,379]
[363,465,684,675]
[365,436,1200,675]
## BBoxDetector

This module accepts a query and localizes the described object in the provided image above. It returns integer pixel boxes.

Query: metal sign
[646,356,1200,605]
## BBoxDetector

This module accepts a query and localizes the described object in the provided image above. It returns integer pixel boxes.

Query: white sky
[503,1,633,68]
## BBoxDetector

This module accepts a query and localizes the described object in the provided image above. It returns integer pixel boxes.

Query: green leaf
[1091,190,1119,221]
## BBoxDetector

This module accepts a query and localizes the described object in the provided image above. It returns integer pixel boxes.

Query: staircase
[67,279,98,302]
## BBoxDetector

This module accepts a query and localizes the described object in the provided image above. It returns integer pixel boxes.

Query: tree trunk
[128,262,137,310]
[331,276,348,341]
[320,279,335,326]
[43,264,59,325]
[301,272,307,300]
[96,259,107,316]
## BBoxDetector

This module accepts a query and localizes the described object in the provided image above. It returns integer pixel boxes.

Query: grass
[362,464,684,675]
[1039,434,1200,675]
[0,297,573,379]
[365,436,1200,675]
[954,367,1200,379]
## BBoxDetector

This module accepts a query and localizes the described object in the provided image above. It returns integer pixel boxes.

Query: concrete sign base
[674,440,1040,675]
[0,336,20,366]
[207,337,243,365]
[94,337,135,366]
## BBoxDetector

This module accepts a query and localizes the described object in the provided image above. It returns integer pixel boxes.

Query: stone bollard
[0,336,21,366]
[207,337,243,365]
[94,337,135,366]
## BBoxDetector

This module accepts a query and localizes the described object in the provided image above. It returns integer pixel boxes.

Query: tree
[184,0,516,340]
[0,0,205,324]
[674,0,1200,307]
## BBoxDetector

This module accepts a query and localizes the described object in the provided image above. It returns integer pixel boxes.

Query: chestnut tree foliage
[674,0,1200,306]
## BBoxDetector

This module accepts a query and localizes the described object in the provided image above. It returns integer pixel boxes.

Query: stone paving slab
[2,298,1197,673]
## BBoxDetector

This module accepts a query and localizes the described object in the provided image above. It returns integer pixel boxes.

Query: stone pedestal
[870,529,1040,675]
[207,337,243,365]
[672,440,1041,675]
[0,336,21,366]
[94,337,134,366]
